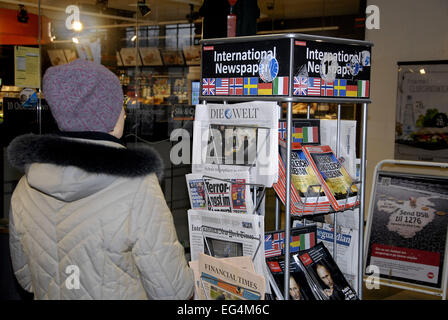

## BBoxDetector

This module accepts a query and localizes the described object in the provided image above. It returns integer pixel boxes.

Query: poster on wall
[365,171,448,290]
[14,46,40,89]
[395,61,448,162]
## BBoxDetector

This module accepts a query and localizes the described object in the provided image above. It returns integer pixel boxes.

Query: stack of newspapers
[187,101,279,300]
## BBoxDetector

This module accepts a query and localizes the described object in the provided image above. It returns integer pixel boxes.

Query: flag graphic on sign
[216,78,229,95]
[292,127,303,143]
[334,79,347,97]
[279,121,287,141]
[264,232,285,258]
[320,80,334,96]
[273,76,288,95]
[244,77,258,95]
[258,82,272,95]
[346,83,358,97]
[307,77,321,96]
[292,126,319,143]
[202,78,215,95]
[229,77,243,95]
[294,76,308,96]
[358,80,369,97]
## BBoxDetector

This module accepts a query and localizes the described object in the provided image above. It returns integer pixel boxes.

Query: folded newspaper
[192,253,265,300]
[186,172,254,214]
[187,209,268,292]
[192,101,279,187]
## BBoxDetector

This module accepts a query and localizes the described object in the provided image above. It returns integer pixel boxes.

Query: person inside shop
[315,263,345,300]
[7,58,194,300]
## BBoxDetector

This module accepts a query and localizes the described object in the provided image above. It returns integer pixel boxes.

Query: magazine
[293,242,358,300]
[185,172,254,214]
[196,253,265,300]
[192,101,279,187]
[274,145,332,215]
[293,219,359,289]
[187,209,266,287]
[266,256,320,300]
[264,225,317,258]
[302,145,359,211]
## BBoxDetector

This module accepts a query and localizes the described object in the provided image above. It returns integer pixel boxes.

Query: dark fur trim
[7,134,164,180]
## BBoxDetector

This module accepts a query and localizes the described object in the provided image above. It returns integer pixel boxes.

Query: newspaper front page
[192,101,279,187]
[187,209,267,289]
[197,253,265,300]
[186,172,254,214]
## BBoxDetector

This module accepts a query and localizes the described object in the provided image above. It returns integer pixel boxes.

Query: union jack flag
[293,76,308,96]
[202,78,215,95]
[265,232,285,258]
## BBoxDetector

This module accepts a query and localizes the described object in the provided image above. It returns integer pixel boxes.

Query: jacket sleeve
[131,174,194,300]
[9,207,33,293]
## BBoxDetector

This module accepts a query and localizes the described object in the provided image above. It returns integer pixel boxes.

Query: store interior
[1,0,447,301]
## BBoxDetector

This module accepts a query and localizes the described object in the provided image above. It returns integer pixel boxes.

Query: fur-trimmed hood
[7,133,164,201]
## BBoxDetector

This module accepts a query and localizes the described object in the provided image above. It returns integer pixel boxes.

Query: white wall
[364,0,448,213]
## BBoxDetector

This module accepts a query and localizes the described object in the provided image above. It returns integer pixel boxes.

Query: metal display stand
[199,33,373,300]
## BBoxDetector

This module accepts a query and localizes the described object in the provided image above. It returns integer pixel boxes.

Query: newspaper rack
[199,33,372,299]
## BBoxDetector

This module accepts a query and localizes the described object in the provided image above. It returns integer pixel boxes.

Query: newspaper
[320,120,357,178]
[186,172,254,214]
[195,253,265,300]
[187,209,267,289]
[293,242,358,300]
[192,101,279,187]
[190,256,255,300]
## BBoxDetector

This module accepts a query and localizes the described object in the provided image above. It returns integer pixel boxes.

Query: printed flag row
[202,76,369,98]
[294,77,369,98]
[202,77,289,96]
[265,231,316,258]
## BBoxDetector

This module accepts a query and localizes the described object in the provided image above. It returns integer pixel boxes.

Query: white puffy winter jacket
[7,132,194,300]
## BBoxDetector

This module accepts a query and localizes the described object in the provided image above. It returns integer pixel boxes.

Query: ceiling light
[72,37,80,44]
[73,20,83,32]
[419,68,426,75]
[138,0,151,17]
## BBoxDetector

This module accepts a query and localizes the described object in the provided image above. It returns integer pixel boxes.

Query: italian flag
[300,233,315,249]
[303,126,318,143]
[273,76,289,95]
[358,80,369,97]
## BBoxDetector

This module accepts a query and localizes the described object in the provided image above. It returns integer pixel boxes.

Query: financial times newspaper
[196,253,265,300]
[190,256,255,300]
[192,101,279,187]
[187,209,266,289]
[186,172,254,214]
